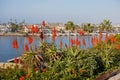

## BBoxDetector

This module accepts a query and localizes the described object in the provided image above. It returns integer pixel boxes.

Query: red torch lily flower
[82,38,86,47]
[24,43,29,51]
[60,40,63,48]
[91,36,99,47]
[12,39,18,49]
[109,34,117,44]
[42,20,45,27]
[28,36,33,44]
[35,25,39,33]
[31,25,35,33]
[19,76,24,80]
[52,27,56,36]
[70,38,73,45]
[104,33,108,43]
[78,29,84,36]
[76,37,80,47]
[95,37,99,46]
[51,27,57,42]
[109,34,114,43]
[117,45,120,50]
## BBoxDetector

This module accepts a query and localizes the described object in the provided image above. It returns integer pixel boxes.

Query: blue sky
[0,0,120,24]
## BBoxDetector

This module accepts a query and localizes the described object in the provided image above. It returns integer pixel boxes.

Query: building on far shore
[55,24,65,31]
[24,25,32,33]
[112,24,120,33]
[24,24,41,33]
[0,24,11,33]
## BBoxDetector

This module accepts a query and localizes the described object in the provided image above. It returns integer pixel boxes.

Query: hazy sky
[0,0,120,24]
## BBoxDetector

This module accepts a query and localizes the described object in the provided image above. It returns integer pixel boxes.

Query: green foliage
[9,19,25,32]
[10,22,18,32]
[81,23,94,33]
[99,19,112,32]
[1,35,120,79]
[65,21,75,31]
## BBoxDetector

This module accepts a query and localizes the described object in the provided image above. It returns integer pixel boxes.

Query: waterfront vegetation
[0,19,113,34]
[1,28,120,80]
[0,20,120,80]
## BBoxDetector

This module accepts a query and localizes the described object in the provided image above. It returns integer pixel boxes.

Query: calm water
[0,36,93,62]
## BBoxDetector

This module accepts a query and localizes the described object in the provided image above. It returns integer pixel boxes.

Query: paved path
[108,73,120,80]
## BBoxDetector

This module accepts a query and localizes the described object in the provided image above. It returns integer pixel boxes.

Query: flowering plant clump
[1,27,120,79]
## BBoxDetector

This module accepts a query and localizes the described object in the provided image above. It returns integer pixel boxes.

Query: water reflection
[0,36,93,62]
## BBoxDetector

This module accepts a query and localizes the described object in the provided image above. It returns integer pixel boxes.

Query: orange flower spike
[51,27,56,42]
[93,37,97,46]
[117,45,120,50]
[104,33,108,43]
[42,20,45,27]
[95,37,99,46]
[70,38,73,45]
[73,39,75,44]
[31,25,35,33]
[76,37,80,47]
[82,38,86,47]
[78,41,81,47]
[79,29,84,36]
[15,39,18,49]
[19,76,24,80]
[35,26,39,33]
[60,40,63,48]
[76,37,78,44]
[71,70,76,74]
[80,69,85,74]
[109,34,114,43]
[24,43,29,51]
[53,27,56,36]
[77,41,80,47]
[12,39,18,49]
[28,36,33,44]
[113,37,117,44]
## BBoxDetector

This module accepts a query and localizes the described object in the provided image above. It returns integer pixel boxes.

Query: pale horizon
[0,0,120,24]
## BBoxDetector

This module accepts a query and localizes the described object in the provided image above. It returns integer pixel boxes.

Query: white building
[0,24,11,32]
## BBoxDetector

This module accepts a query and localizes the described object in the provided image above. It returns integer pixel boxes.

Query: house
[55,24,65,31]
[24,25,32,33]
[0,24,11,33]
[24,24,41,33]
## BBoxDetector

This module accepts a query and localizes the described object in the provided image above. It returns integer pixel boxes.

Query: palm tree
[81,23,93,33]
[99,19,112,32]
[65,21,75,32]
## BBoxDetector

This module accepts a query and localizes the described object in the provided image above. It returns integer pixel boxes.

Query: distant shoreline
[0,32,118,37]
[0,32,39,37]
